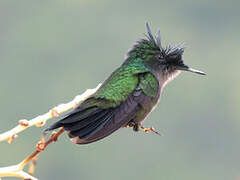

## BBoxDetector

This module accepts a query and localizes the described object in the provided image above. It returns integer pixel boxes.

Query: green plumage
[83,55,160,126]
[139,73,159,98]
[93,58,156,106]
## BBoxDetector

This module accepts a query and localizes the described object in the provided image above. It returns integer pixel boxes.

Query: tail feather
[45,106,114,140]
[60,106,101,124]
[45,106,100,132]
[44,121,62,132]
[69,110,114,139]
[63,110,108,131]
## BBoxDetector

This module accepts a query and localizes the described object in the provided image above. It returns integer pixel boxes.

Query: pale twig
[0,128,65,180]
[28,153,39,176]
[0,84,101,179]
[0,84,101,143]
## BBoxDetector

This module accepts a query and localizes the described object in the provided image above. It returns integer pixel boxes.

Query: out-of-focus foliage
[0,0,239,180]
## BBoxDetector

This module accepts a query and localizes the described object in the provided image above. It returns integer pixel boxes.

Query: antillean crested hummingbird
[46,23,205,144]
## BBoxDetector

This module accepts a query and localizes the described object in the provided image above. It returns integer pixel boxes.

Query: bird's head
[126,23,205,83]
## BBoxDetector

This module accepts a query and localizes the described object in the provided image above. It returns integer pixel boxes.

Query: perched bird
[46,23,205,144]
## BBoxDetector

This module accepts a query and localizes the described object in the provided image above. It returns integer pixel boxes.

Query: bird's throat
[159,70,181,89]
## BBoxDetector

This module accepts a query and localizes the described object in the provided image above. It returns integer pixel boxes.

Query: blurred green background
[0,0,239,179]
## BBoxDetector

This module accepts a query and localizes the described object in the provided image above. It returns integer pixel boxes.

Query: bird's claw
[139,125,163,136]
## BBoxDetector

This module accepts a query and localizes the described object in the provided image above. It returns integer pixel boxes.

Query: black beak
[177,64,206,75]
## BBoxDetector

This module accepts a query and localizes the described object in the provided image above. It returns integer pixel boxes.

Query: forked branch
[0,84,101,179]
[0,128,65,180]
[0,84,101,143]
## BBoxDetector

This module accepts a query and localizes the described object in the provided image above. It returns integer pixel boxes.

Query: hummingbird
[46,23,205,144]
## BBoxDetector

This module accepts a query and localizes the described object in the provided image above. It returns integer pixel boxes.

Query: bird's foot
[139,125,163,136]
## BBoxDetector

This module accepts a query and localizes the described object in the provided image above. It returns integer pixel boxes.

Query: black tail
[45,106,113,140]
[44,121,63,132]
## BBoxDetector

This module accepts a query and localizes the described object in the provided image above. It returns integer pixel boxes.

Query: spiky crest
[126,23,184,61]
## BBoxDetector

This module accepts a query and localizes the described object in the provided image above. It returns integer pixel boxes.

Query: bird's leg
[138,124,163,136]
[127,121,163,136]
[126,121,141,132]
[133,123,139,132]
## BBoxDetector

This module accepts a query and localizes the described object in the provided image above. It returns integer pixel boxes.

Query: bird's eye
[157,54,164,60]
[157,54,165,63]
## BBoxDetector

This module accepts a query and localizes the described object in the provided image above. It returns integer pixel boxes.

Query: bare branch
[0,84,101,179]
[0,84,101,143]
[0,128,65,180]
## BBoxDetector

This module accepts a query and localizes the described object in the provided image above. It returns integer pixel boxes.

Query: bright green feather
[139,73,159,98]
[93,60,150,107]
